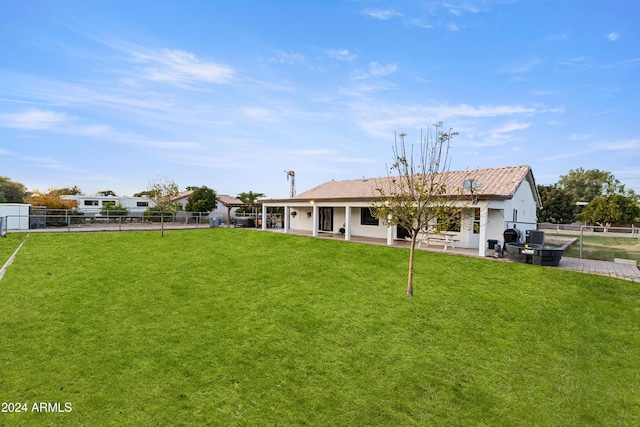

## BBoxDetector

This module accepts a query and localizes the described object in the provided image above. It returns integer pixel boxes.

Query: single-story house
[260,165,541,257]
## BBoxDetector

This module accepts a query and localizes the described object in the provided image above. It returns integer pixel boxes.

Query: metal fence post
[579,225,584,259]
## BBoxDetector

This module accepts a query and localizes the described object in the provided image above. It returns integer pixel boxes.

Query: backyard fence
[0,210,280,233]
[540,223,639,264]
[2,212,219,233]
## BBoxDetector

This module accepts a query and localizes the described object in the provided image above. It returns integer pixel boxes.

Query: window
[473,208,480,234]
[360,208,379,226]
[84,200,99,206]
[137,202,149,207]
[436,209,461,232]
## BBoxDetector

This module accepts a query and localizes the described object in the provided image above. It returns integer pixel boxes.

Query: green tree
[97,190,117,196]
[100,202,129,218]
[52,186,84,196]
[0,177,28,203]
[236,191,265,214]
[237,191,265,203]
[537,185,577,224]
[371,123,458,297]
[578,194,640,229]
[133,190,154,198]
[146,176,180,237]
[185,186,218,212]
[558,168,633,203]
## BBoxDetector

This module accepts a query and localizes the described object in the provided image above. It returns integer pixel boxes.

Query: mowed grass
[1,229,639,426]
[561,233,640,263]
[0,233,25,265]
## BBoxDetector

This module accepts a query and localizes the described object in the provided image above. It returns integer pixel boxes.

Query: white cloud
[443,3,480,15]
[362,9,403,20]
[268,50,306,65]
[559,56,588,66]
[20,156,73,170]
[133,48,235,85]
[352,62,398,80]
[327,49,356,62]
[285,148,374,164]
[368,62,397,77]
[530,89,559,96]
[437,104,537,117]
[491,121,531,134]
[0,109,71,130]
[546,34,568,41]
[608,32,620,41]
[353,102,543,139]
[496,60,540,73]
[241,107,277,123]
[446,23,461,31]
[598,139,640,151]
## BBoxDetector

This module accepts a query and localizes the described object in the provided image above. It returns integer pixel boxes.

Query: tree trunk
[407,232,416,296]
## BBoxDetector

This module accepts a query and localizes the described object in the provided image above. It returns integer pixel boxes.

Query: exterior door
[468,208,481,248]
[319,207,333,231]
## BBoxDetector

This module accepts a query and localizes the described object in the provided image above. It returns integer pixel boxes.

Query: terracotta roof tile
[217,194,244,205]
[294,165,537,202]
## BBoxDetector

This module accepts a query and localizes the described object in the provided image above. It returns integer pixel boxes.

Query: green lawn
[0,233,25,266]
[1,229,639,426]
[554,233,640,263]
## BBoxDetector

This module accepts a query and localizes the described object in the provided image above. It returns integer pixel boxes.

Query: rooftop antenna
[284,169,296,198]
[462,178,484,205]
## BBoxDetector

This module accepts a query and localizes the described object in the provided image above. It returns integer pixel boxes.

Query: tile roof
[174,190,194,201]
[293,165,538,203]
[217,194,244,205]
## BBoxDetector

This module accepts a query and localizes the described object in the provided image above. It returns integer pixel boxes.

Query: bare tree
[147,176,180,237]
[372,123,458,296]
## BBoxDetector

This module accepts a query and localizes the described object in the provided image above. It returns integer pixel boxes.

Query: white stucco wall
[501,180,538,241]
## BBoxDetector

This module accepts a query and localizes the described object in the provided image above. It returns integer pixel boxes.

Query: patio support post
[312,204,318,237]
[284,206,290,233]
[386,215,394,246]
[344,206,351,241]
[478,206,489,257]
[261,205,267,230]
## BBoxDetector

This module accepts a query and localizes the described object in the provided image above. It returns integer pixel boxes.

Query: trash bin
[487,239,498,250]
[209,216,220,228]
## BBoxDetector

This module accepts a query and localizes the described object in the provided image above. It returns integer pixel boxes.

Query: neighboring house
[260,165,541,257]
[173,191,244,224]
[62,195,153,216]
[173,190,193,212]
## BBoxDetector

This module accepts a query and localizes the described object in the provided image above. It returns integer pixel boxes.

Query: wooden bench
[416,232,459,251]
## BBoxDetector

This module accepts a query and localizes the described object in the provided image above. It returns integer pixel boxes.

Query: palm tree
[236,191,265,219]
[237,191,265,204]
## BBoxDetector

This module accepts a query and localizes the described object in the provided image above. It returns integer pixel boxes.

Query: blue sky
[1,0,638,198]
